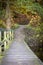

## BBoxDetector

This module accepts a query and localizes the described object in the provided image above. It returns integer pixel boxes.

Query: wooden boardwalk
[1,25,43,65]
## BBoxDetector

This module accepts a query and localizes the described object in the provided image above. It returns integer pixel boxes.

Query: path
[1,25,43,65]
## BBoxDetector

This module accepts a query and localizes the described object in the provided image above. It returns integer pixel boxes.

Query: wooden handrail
[0,30,14,53]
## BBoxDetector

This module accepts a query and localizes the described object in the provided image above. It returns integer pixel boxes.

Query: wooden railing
[0,29,14,55]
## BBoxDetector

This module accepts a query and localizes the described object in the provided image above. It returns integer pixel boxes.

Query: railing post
[0,31,1,54]
[9,30,12,40]
[6,31,9,41]
[4,31,7,40]
[12,30,14,40]
[7,31,10,41]
[0,31,1,41]
[4,31,7,50]
[0,46,1,54]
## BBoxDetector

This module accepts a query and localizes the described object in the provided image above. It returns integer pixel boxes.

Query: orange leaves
[30,13,41,26]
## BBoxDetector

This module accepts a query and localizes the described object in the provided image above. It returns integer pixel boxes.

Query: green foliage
[0,20,6,28]
[25,23,43,61]
[0,0,43,28]
[0,0,43,18]
[11,0,43,18]
[0,9,6,19]
[11,23,19,29]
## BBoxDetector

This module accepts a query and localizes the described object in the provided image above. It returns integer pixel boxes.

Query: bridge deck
[1,26,43,65]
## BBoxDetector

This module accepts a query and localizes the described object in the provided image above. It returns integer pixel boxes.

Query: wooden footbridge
[0,26,43,65]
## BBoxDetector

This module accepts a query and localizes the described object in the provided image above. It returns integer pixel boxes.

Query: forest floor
[1,25,43,65]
